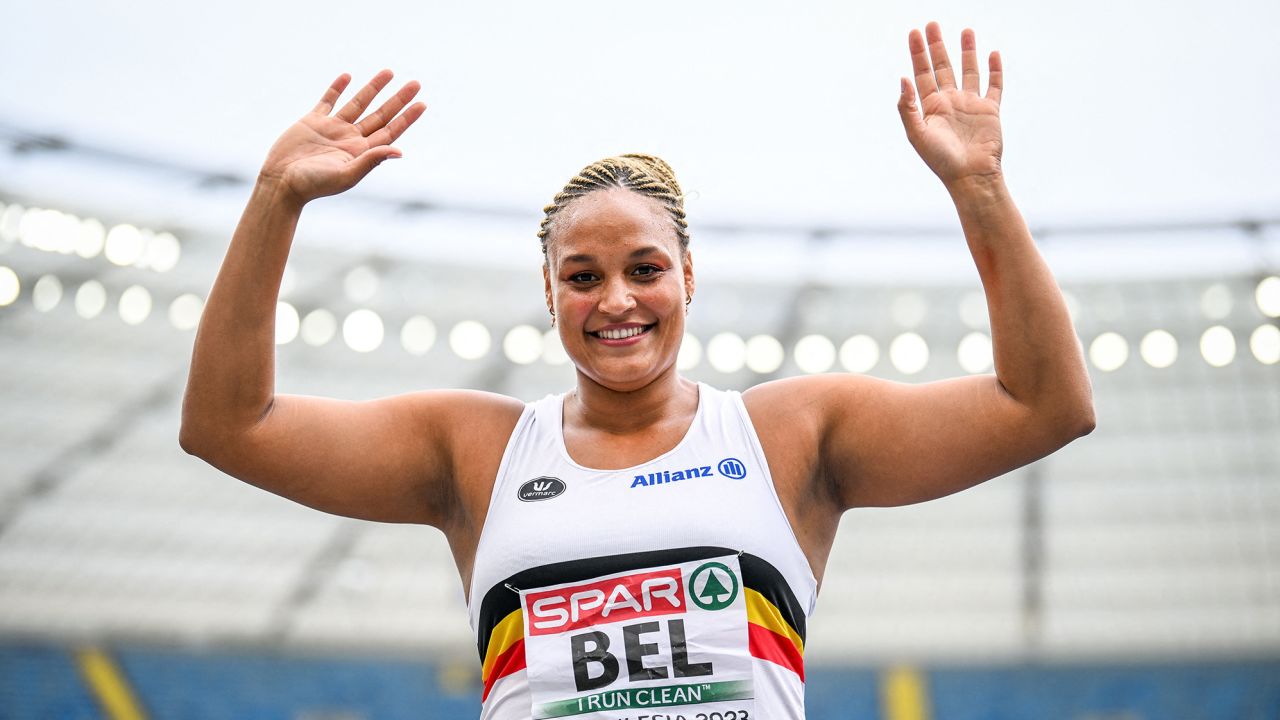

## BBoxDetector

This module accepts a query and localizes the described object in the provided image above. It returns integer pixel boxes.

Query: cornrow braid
[538,153,689,258]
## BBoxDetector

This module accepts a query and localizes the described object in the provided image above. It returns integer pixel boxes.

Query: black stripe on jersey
[474,545,807,662]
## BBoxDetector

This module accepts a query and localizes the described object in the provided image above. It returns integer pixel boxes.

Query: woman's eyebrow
[560,246,665,265]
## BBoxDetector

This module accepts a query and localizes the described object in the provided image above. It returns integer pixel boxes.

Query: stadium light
[344,309,385,353]
[890,332,929,375]
[503,325,543,365]
[840,335,879,373]
[794,334,836,374]
[745,334,784,374]
[400,315,436,356]
[450,320,490,360]
[1199,326,1236,367]
[707,332,747,373]
[1089,332,1128,372]
[1139,329,1178,369]
[301,309,337,347]
[276,302,299,345]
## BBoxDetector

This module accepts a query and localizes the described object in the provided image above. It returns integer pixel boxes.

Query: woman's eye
[568,272,597,283]
[633,265,662,277]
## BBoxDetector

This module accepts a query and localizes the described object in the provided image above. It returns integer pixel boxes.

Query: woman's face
[543,188,694,393]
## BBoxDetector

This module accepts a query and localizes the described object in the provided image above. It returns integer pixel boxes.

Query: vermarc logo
[519,477,567,502]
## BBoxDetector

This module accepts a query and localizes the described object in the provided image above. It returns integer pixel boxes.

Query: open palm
[261,70,426,204]
[898,23,1004,188]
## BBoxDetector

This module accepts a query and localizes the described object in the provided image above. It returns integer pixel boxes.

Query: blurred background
[2,1,1278,718]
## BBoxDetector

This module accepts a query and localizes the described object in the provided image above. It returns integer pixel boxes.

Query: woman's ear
[683,251,695,306]
[543,263,554,315]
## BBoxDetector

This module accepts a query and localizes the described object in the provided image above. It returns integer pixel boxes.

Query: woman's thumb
[346,146,403,183]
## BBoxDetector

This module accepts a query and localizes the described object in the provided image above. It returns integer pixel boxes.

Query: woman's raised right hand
[259,70,425,206]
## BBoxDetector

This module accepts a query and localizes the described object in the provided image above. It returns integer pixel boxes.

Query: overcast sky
[2,0,1277,235]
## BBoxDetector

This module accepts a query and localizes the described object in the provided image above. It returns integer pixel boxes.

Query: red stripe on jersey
[481,638,526,701]
[748,621,804,681]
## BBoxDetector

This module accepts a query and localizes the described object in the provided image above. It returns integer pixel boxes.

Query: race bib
[520,554,755,720]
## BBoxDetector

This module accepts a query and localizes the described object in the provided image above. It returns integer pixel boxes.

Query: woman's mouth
[590,324,655,341]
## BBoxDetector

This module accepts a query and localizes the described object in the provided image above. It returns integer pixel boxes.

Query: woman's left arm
[748,23,1094,513]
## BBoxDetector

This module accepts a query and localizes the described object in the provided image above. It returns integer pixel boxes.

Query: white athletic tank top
[468,383,818,720]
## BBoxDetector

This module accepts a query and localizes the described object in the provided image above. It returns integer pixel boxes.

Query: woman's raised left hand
[898,22,1004,190]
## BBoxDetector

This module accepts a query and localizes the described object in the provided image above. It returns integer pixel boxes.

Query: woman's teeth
[597,326,649,340]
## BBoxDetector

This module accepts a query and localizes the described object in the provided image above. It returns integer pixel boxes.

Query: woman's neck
[567,366,699,436]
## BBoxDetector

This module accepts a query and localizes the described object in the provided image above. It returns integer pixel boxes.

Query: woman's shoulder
[739,373,886,453]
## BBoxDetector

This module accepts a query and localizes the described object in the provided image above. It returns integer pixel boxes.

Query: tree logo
[689,561,739,611]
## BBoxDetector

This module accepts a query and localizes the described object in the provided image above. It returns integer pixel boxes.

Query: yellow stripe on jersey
[480,609,524,681]
[745,587,804,655]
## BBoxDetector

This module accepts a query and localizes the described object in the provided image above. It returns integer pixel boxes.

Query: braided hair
[538,154,689,260]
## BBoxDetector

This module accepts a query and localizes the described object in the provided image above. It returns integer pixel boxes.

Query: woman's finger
[960,28,980,94]
[367,102,427,148]
[985,51,1003,106]
[335,69,394,123]
[926,21,957,90]
[356,81,422,137]
[897,76,925,143]
[313,74,352,115]
[909,28,938,101]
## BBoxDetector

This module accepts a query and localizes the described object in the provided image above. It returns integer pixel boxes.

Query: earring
[685,296,692,315]
[549,308,556,327]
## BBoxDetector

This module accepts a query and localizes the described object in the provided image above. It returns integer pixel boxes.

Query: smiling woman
[543,181,694,396]
[180,21,1094,720]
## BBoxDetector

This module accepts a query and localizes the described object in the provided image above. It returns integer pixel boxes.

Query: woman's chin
[578,359,673,393]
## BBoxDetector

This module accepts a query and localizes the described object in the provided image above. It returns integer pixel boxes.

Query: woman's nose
[598,278,637,315]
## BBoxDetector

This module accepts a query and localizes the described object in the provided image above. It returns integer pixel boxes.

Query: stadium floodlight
[840,335,880,373]
[543,329,570,366]
[890,332,930,375]
[745,334,785,374]
[707,332,747,373]
[168,294,204,331]
[276,302,299,345]
[1250,324,1280,365]
[400,315,436,356]
[74,280,106,319]
[1200,283,1233,320]
[795,334,836,374]
[344,265,379,303]
[1199,326,1236,367]
[677,333,702,371]
[1257,276,1280,318]
[957,332,993,374]
[118,285,152,325]
[32,275,62,312]
[0,266,20,306]
[1139,329,1178,369]
[1089,332,1128,372]
[449,320,490,360]
[301,309,337,347]
[503,324,543,365]
[344,309,385,353]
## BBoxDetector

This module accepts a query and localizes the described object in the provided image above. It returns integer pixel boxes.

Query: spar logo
[519,477,566,502]
[523,566,722,694]
[526,569,685,636]
[688,561,739,611]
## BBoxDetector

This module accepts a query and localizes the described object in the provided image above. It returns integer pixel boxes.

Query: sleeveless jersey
[468,383,818,720]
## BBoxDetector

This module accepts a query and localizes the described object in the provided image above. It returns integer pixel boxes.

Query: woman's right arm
[179,72,523,529]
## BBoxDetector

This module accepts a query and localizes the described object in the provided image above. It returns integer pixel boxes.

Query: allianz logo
[629,457,747,488]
